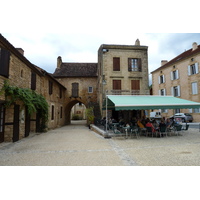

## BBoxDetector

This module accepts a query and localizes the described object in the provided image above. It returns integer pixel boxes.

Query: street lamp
[104,90,111,139]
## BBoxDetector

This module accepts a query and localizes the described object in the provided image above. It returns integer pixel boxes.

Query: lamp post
[104,90,111,139]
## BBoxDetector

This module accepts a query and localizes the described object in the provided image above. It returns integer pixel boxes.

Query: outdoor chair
[158,126,167,137]
[182,124,189,131]
[138,127,147,136]
[130,126,139,139]
[113,128,123,136]
[146,127,155,137]
[174,124,183,136]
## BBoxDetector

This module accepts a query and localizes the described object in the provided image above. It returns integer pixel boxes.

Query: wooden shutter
[113,80,121,90]
[31,72,36,90]
[0,47,10,77]
[128,58,132,71]
[131,80,140,90]
[113,57,120,71]
[188,65,191,75]
[195,63,199,74]
[72,83,79,97]
[138,58,142,72]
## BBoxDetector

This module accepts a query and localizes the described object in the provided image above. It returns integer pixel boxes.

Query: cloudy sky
[1,0,200,82]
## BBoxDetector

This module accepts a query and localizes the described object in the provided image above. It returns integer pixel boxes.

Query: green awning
[103,95,200,110]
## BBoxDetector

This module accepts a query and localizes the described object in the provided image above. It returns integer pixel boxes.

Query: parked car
[170,113,193,122]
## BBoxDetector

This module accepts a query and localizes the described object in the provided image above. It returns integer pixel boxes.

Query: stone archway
[65,99,88,125]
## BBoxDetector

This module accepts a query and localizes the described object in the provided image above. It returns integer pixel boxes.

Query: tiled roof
[151,45,200,73]
[53,63,98,77]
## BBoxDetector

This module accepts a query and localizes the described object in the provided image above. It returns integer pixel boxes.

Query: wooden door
[13,105,20,142]
[0,105,5,143]
[25,107,30,137]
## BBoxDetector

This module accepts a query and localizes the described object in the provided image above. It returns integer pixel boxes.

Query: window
[49,81,53,95]
[51,105,54,120]
[0,47,10,77]
[128,58,142,72]
[112,80,121,95]
[171,85,180,97]
[59,87,62,98]
[188,63,199,75]
[72,83,79,97]
[158,75,165,84]
[131,80,140,94]
[31,72,36,90]
[194,108,200,113]
[161,109,168,113]
[113,57,120,71]
[88,86,93,93]
[171,70,179,80]
[60,106,63,118]
[175,109,180,113]
[159,89,166,96]
[192,82,198,94]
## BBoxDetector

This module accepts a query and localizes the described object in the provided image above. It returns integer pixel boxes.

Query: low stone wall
[90,124,106,137]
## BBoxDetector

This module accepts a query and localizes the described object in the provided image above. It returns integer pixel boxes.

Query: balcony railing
[109,90,150,95]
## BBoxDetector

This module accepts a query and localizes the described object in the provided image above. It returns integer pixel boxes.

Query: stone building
[53,57,99,124]
[151,42,200,122]
[97,39,149,121]
[0,34,66,143]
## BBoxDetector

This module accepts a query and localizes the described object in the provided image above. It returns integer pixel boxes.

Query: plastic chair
[130,126,139,139]
[146,127,154,137]
[159,126,167,137]
[174,125,182,136]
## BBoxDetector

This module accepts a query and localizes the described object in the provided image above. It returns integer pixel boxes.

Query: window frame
[128,58,142,72]
[88,86,93,93]
[192,82,198,95]
[113,57,120,71]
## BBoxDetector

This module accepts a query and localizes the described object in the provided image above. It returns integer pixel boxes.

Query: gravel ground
[1,120,200,166]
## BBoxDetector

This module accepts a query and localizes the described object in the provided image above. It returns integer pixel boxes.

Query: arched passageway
[65,100,88,125]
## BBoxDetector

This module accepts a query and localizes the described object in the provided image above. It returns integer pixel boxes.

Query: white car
[172,113,193,122]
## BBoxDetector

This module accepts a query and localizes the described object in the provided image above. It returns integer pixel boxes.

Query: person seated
[165,118,172,131]
[159,119,166,128]
[145,118,156,132]
[137,119,145,128]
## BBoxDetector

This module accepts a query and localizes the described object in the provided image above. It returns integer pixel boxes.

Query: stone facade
[97,40,149,120]
[0,34,66,142]
[151,42,200,122]
[53,60,98,125]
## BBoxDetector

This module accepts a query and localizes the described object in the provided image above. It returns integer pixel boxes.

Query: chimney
[135,39,140,46]
[192,42,198,51]
[16,48,24,55]
[161,60,168,66]
[57,56,62,68]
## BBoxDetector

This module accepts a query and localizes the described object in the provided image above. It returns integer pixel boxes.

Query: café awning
[104,95,200,110]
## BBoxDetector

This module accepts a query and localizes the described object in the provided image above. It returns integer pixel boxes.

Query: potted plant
[85,107,95,128]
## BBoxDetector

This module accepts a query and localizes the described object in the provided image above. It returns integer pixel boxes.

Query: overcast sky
[1,0,200,81]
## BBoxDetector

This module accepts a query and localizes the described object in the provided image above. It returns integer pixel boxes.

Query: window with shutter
[113,57,120,71]
[31,72,36,90]
[51,105,54,120]
[131,80,140,94]
[128,58,142,72]
[72,83,79,97]
[112,80,121,95]
[192,82,198,94]
[0,47,10,77]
